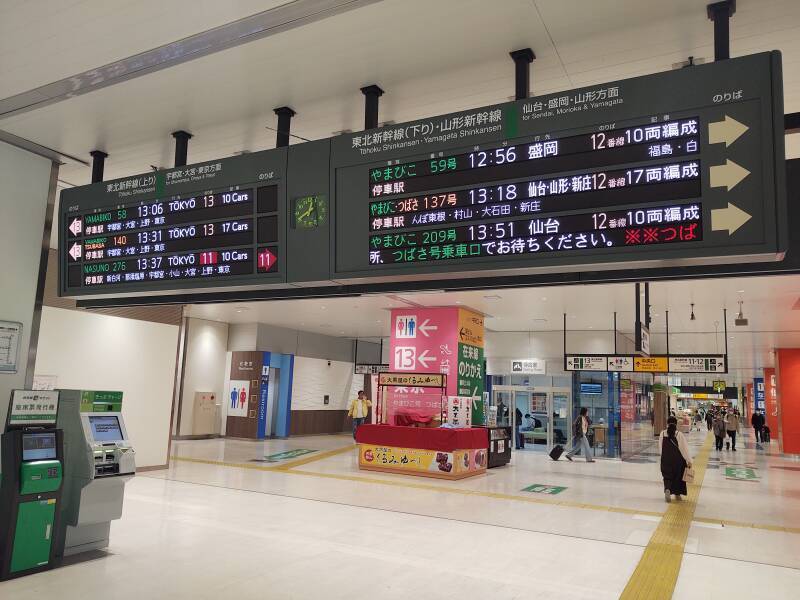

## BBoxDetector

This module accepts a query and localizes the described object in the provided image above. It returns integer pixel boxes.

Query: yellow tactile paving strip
[619,433,714,600]
[171,443,355,472]
[170,440,799,537]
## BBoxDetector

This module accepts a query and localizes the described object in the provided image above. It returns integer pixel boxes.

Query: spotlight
[690,303,696,321]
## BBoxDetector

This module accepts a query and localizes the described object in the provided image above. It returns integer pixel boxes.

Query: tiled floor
[2,430,799,599]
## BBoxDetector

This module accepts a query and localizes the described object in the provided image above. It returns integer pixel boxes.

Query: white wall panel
[291,356,358,411]
[34,307,179,467]
[179,318,228,436]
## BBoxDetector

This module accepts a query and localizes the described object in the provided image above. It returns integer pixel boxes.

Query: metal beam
[361,85,384,130]
[0,0,386,120]
[273,106,296,148]
[90,150,108,183]
[509,48,535,100]
[172,130,192,167]
[707,1,736,61]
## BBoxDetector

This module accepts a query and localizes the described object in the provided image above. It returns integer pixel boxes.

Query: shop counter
[355,424,488,480]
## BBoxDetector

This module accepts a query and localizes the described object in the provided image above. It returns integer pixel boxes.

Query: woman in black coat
[659,416,693,502]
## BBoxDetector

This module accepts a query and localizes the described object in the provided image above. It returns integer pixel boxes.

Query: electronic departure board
[332,51,785,281]
[59,52,785,299]
[59,149,288,296]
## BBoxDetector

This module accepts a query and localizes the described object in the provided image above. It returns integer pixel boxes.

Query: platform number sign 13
[394,347,416,370]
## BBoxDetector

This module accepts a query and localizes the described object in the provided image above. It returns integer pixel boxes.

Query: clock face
[294,195,327,229]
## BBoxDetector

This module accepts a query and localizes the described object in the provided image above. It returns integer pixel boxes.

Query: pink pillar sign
[388,307,484,426]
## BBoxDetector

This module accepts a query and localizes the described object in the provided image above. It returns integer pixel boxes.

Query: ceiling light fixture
[483,295,501,300]
[690,303,696,321]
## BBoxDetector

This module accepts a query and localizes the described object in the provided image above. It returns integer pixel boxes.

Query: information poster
[0,321,22,374]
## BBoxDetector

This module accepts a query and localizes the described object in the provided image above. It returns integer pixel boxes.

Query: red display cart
[356,372,488,480]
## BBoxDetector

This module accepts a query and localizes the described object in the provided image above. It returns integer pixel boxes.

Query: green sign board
[522,483,567,495]
[80,390,123,412]
[725,467,758,480]
[264,449,316,463]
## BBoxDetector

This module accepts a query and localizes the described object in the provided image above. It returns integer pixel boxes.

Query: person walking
[751,410,764,445]
[514,407,524,450]
[660,416,693,502]
[712,412,726,451]
[348,390,372,439]
[565,407,594,463]
[726,410,741,451]
[705,410,713,431]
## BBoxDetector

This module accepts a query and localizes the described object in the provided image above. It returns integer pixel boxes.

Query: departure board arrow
[68,242,82,261]
[712,202,751,235]
[708,115,749,147]
[709,160,750,191]
[68,217,82,236]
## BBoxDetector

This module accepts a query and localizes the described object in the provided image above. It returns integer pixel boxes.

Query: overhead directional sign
[333,51,785,284]
[708,115,749,147]
[566,354,727,373]
[59,52,785,299]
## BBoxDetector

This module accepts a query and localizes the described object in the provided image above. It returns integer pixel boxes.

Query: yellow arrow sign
[709,115,749,147]
[709,160,750,191]
[712,202,751,234]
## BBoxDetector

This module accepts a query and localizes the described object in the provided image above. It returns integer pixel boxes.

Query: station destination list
[367,117,706,266]
[63,184,280,290]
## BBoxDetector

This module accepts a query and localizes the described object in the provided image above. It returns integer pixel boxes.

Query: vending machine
[0,390,64,580]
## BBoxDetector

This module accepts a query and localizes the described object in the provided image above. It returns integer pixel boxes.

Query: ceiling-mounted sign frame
[59,52,785,301]
[565,353,727,374]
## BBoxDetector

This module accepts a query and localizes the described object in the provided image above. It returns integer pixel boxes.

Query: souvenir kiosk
[355,372,488,480]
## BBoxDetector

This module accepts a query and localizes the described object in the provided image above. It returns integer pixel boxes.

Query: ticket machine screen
[88,416,123,442]
[22,432,57,461]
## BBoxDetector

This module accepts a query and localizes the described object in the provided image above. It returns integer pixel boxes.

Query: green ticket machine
[0,390,64,580]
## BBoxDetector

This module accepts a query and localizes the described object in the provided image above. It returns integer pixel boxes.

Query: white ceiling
[187,273,800,383]
[4,0,800,383]
[1,0,799,189]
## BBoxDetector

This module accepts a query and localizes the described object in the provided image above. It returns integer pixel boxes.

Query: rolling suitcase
[763,426,771,443]
[549,445,565,461]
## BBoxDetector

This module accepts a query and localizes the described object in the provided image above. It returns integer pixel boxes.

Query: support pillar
[360,85,384,130]
[171,130,192,167]
[388,307,485,425]
[89,150,107,183]
[707,1,736,61]
[509,48,535,100]
[273,106,296,148]
[774,350,800,455]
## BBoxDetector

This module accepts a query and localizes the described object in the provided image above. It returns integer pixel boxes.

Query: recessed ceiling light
[737,290,745,293]
[455,300,462,304]
[541,297,547,301]
[321,306,327,310]
[483,295,501,300]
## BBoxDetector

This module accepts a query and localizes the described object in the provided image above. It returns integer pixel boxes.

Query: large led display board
[331,52,784,282]
[59,52,785,298]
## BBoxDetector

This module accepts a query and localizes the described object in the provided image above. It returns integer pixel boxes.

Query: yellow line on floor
[619,433,714,600]
[170,444,800,537]
[273,444,355,470]
[171,444,355,472]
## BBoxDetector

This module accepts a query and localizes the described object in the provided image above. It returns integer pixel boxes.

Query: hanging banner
[446,396,473,428]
